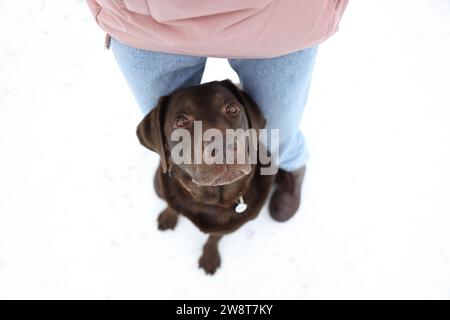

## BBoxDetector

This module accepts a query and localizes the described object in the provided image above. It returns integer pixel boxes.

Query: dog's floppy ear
[136,96,169,173]
[220,79,266,129]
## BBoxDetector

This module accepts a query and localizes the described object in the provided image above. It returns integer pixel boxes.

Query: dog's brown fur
[137,80,275,274]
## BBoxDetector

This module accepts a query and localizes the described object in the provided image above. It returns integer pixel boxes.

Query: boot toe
[269,190,300,222]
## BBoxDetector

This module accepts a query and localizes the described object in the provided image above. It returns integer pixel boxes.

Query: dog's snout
[203,136,239,163]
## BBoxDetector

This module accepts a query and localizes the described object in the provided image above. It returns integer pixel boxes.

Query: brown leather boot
[269,166,306,222]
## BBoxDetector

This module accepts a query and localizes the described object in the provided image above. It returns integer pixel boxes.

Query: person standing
[87,0,348,221]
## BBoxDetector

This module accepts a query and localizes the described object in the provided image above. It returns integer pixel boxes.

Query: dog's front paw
[198,250,221,275]
[157,208,178,231]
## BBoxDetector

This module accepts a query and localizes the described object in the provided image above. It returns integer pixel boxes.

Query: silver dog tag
[235,196,247,214]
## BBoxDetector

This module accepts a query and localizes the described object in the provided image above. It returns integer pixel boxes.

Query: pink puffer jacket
[87,0,348,58]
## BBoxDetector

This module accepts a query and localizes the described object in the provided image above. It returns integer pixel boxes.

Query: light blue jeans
[111,38,318,172]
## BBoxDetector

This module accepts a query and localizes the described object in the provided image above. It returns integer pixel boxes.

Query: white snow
[0,0,449,299]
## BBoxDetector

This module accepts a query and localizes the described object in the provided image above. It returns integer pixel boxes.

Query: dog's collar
[235,196,247,214]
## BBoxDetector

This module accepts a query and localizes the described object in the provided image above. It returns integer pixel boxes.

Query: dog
[136,79,275,274]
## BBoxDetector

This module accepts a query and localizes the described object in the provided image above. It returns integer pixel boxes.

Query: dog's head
[137,80,266,187]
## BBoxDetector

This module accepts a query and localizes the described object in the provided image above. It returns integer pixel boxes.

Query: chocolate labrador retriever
[137,79,275,274]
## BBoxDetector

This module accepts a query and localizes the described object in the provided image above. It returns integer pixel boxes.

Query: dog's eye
[175,116,190,128]
[225,103,240,115]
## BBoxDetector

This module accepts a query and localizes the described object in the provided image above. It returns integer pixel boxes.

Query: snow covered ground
[1,0,450,299]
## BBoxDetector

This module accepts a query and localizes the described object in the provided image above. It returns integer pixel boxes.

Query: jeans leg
[110,38,207,115]
[228,46,318,171]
